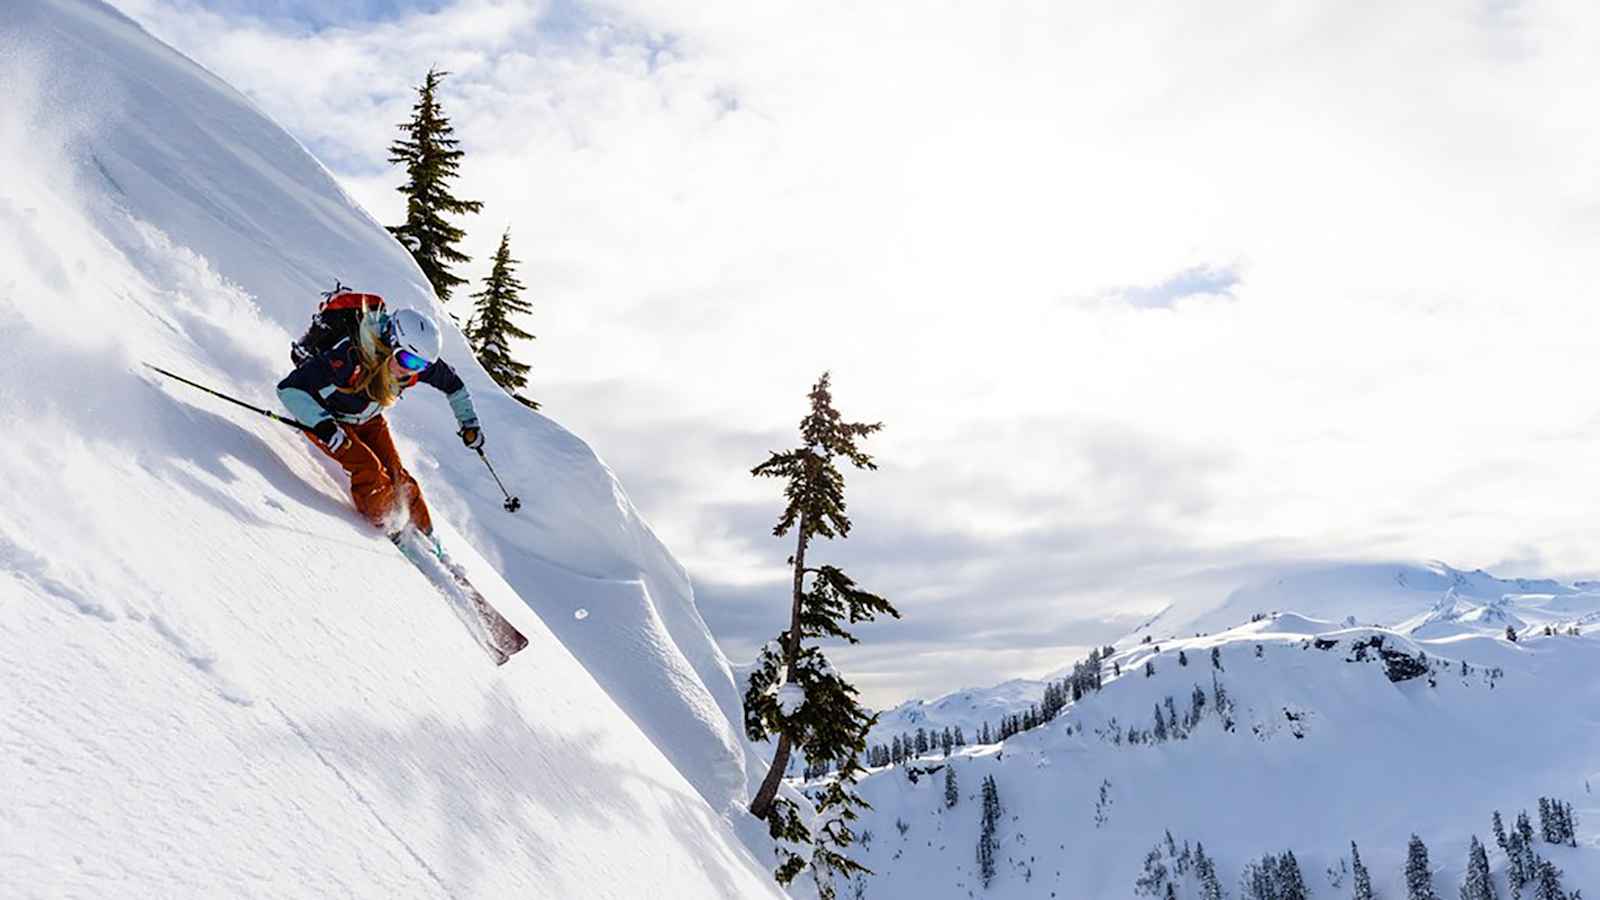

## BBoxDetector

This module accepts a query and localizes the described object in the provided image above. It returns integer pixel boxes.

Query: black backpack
[290,282,386,366]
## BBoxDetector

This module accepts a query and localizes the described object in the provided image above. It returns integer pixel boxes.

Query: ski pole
[476,448,522,513]
[144,363,313,433]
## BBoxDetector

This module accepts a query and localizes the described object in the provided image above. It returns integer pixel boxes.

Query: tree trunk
[749,514,810,820]
[749,732,792,819]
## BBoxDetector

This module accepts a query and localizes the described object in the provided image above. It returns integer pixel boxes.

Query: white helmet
[386,308,441,365]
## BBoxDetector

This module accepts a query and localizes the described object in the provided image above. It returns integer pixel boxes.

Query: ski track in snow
[268,700,455,900]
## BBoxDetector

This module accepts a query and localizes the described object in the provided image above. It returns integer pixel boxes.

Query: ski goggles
[394,348,431,372]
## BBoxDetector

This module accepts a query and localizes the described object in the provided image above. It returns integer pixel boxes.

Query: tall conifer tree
[1407,834,1438,900]
[743,373,899,897]
[1351,841,1375,900]
[467,229,537,408]
[388,67,483,304]
[1460,835,1498,900]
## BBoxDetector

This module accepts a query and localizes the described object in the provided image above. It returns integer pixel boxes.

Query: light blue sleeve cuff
[447,386,478,428]
[278,386,331,429]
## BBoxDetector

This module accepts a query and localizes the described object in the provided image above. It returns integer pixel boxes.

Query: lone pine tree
[467,229,537,409]
[743,373,899,897]
[388,68,483,305]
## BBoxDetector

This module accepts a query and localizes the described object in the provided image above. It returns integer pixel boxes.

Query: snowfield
[837,565,1600,898]
[0,1,778,896]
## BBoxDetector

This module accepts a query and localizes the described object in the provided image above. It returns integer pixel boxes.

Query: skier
[277,297,483,538]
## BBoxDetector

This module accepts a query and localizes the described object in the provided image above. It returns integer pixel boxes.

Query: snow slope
[0,1,777,895]
[838,566,1600,898]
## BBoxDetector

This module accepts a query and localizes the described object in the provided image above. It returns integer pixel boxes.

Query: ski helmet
[386,308,441,365]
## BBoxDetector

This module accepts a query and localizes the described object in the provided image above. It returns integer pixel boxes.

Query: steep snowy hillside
[837,569,1600,898]
[0,1,777,896]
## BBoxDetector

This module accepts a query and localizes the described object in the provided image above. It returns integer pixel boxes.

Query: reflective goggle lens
[395,349,430,372]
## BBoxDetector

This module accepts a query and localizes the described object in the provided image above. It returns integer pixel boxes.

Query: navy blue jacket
[277,337,477,429]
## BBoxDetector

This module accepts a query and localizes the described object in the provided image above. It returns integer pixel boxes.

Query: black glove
[459,423,484,451]
[312,419,348,453]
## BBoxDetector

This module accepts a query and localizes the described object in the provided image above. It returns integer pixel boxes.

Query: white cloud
[120,0,1600,706]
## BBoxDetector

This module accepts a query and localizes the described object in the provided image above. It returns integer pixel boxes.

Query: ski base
[390,528,529,665]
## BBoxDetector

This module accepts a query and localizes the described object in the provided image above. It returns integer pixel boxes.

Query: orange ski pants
[310,416,433,534]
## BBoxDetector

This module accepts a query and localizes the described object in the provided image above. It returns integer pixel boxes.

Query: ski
[390,527,529,665]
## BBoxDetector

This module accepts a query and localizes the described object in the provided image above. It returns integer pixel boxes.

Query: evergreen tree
[977,775,1001,888]
[1351,841,1375,900]
[944,763,958,809]
[1193,843,1223,900]
[466,229,537,408]
[1279,850,1308,900]
[1532,857,1567,900]
[1505,625,1519,642]
[387,68,483,304]
[1493,811,1509,852]
[1190,685,1208,728]
[1153,704,1169,742]
[743,375,898,894]
[1211,646,1224,670]
[1407,834,1438,900]
[1145,659,1156,678]
[1507,831,1532,896]
[1539,798,1556,843]
[1517,811,1537,850]
[954,726,966,746]
[1179,649,1189,666]
[1561,801,1578,847]
[1460,835,1497,900]
[1135,845,1169,896]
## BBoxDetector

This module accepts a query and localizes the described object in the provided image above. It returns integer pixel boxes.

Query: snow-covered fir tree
[1407,834,1438,900]
[1532,857,1570,900]
[743,374,898,898]
[977,775,1001,888]
[1494,811,1510,852]
[466,229,537,409]
[387,68,482,305]
[943,764,958,809]
[1508,830,1533,896]
[1279,849,1308,900]
[1460,835,1497,900]
[1135,845,1169,896]
[1351,841,1375,900]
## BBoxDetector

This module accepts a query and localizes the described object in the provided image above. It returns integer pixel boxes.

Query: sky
[116,0,1600,708]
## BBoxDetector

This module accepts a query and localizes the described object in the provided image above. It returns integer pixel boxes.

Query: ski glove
[312,419,348,454]
[459,423,484,451]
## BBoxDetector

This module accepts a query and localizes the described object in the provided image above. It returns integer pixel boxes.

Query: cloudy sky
[119,0,1600,707]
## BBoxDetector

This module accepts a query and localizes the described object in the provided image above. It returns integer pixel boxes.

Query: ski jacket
[277,335,478,430]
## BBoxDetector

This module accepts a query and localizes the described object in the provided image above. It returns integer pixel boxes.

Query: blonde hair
[343,304,401,408]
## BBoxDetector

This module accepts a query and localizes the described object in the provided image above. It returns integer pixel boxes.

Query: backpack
[290,282,385,366]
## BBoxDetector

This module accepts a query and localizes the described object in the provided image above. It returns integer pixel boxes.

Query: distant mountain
[828,562,1600,898]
